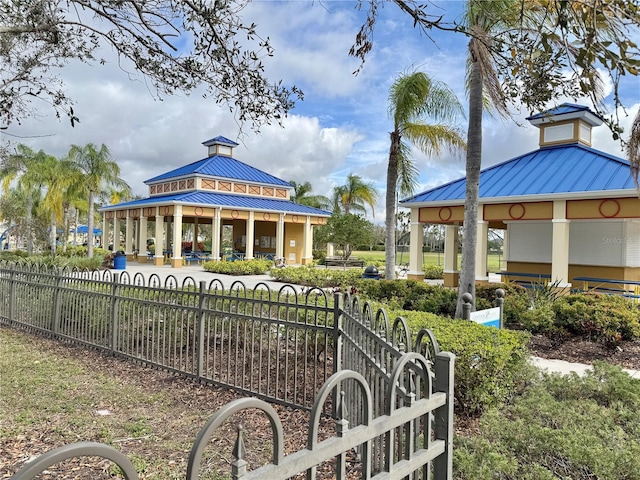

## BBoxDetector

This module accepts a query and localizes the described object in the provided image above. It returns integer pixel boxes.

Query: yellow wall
[254,221,277,254]
[567,198,640,219]
[484,202,552,221]
[504,261,640,284]
[284,223,304,264]
[419,206,464,224]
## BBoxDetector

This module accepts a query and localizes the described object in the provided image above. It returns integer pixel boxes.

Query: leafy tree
[68,143,131,258]
[0,144,49,253]
[0,0,301,130]
[289,180,331,210]
[333,173,378,216]
[385,71,465,279]
[315,213,374,260]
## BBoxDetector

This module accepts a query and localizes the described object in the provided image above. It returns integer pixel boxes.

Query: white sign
[470,307,501,329]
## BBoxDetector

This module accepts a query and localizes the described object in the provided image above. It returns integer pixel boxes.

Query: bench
[573,277,640,299]
[497,271,551,287]
[184,252,211,265]
[325,257,365,268]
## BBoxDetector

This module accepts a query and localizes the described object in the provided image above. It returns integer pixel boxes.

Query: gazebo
[100,136,331,267]
[400,104,640,289]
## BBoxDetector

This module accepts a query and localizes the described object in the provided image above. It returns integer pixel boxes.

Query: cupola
[526,103,603,148]
[202,135,239,157]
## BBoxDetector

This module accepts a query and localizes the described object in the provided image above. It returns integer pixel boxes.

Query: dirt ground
[527,334,640,370]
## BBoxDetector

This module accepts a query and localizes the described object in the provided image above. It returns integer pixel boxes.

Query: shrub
[475,283,530,327]
[454,362,640,479]
[354,280,458,316]
[553,293,640,344]
[518,303,556,333]
[203,259,271,275]
[269,265,363,287]
[422,264,444,279]
[392,309,533,415]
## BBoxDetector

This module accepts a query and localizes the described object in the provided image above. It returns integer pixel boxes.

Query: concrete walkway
[111,263,640,379]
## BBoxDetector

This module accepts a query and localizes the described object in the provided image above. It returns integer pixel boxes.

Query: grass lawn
[352,250,504,272]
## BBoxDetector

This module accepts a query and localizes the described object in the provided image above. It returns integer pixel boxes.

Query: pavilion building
[400,104,640,289]
[99,136,331,267]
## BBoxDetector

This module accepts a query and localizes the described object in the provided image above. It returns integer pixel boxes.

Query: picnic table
[573,277,640,299]
[324,256,365,268]
[497,271,551,287]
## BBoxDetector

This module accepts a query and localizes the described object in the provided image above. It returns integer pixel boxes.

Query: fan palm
[68,143,131,257]
[333,173,378,215]
[289,180,331,210]
[386,71,466,279]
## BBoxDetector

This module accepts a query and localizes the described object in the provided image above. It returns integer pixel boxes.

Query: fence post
[51,275,63,335]
[433,351,455,480]
[461,292,473,320]
[196,280,206,382]
[332,292,343,419]
[8,269,16,322]
[110,272,121,354]
[495,288,505,329]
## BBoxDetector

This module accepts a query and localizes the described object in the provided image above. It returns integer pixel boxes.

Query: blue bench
[497,271,551,287]
[573,277,640,299]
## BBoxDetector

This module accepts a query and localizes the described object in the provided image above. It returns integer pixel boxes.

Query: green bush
[475,283,530,327]
[354,280,458,316]
[454,362,640,480]
[203,259,272,275]
[518,303,556,333]
[553,293,640,344]
[422,264,444,279]
[392,309,532,415]
[269,265,363,287]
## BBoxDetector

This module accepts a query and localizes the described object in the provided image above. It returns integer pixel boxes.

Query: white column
[408,209,424,277]
[551,200,571,287]
[112,217,120,251]
[276,214,285,257]
[245,211,255,260]
[103,215,111,251]
[326,242,335,257]
[125,212,134,255]
[302,216,313,265]
[475,215,489,281]
[154,210,164,263]
[211,208,221,260]
[172,206,183,262]
[444,225,459,272]
[193,217,199,251]
[138,213,148,258]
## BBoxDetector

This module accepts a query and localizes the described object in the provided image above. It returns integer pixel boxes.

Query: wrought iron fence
[0,262,338,412]
[2,261,455,479]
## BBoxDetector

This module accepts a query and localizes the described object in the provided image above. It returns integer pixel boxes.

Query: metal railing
[2,261,455,479]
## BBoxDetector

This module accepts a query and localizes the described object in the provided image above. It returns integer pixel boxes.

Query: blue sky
[3,1,639,223]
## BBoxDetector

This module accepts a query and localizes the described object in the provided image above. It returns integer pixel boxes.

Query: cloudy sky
[3,1,639,223]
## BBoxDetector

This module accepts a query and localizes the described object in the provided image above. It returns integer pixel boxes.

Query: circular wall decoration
[231,210,239,219]
[263,212,271,221]
[318,217,325,225]
[195,207,204,216]
[438,207,452,222]
[145,208,154,217]
[598,199,620,218]
[292,215,299,223]
[163,206,170,216]
[508,203,526,220]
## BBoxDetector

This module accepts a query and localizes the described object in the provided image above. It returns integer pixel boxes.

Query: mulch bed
[527,334,640,370]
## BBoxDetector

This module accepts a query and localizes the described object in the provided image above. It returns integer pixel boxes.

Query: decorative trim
[508,203,526,220]
[438,207,452,222]
[598,199,621,218]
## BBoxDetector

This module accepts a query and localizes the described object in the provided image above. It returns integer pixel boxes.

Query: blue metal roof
[103,191,332,216]
[145,155,293,187]
[526,103,591,120]
[202,135,238,147]
[401,143,635,205]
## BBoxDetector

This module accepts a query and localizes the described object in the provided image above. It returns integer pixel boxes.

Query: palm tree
[628,110,639,189]
[455,0,520,317]
[0,144,48,254]
[385,71,466,279]
[34,154,81,254]
[289,180,331,210]
[333,173,378,215]
[68,143,131,258]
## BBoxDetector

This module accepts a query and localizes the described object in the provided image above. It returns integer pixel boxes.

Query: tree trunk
[455,58,483,318]
[25,194,33,254]
[385,130,401,280]
[50,212,57,255]
[87,191,95,258]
